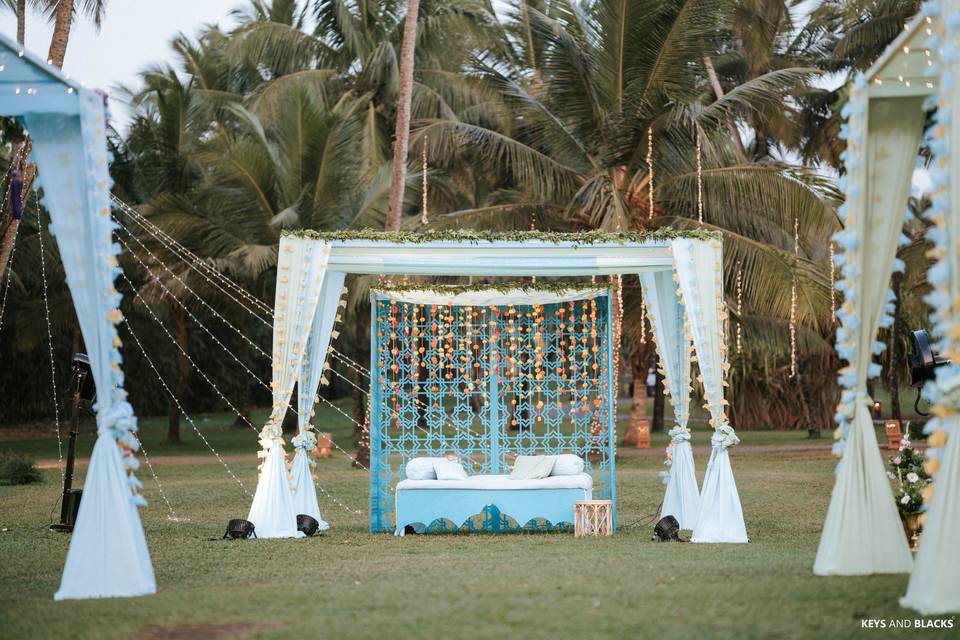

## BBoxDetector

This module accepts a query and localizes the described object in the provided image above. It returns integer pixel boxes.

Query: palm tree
[410,0,841,430]
[385,0,420,231]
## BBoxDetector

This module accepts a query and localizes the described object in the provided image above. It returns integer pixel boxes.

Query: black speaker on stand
[50,353,95,533]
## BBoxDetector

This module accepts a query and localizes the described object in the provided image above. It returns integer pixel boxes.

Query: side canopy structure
[0,35,152,599]
[816,7,938,578]
[255,230,746,543]
[900,0,960,614]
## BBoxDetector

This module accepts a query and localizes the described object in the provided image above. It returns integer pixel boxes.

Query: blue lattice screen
[368,290,615,532]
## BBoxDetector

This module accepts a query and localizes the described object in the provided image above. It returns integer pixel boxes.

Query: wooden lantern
[634,419,650,449]
[315,432,333,458]
[624,380,650,449]
[574,499,613,537]
[884,420,902,451]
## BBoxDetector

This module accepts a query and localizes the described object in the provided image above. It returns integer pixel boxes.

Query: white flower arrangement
[711,424,740,450]
[292,428,318,452]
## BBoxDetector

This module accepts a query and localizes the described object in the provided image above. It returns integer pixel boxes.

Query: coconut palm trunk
[16,0,25,44]
[48,0,75,67]
[384,0,420,231]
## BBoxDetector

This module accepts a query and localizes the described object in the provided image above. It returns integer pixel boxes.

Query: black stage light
[297,514,320,537]
[652,515,683,542]
[223,518,256,539]
[908,330,951,416]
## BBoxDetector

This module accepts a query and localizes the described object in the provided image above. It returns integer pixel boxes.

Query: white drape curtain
[903,6,960,609]
[26,94,156,600]
[248,237,330,538]
[291,270,346,529]
[815,95,924,575]
[639,270,699,528]
[672,238,747,543]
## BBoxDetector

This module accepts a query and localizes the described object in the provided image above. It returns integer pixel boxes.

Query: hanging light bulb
[790,215,798,378]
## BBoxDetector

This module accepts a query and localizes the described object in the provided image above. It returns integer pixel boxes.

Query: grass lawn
[0,409,952,640]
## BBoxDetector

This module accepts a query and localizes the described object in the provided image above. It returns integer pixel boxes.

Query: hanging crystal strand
[790,215,799,378]
[420,134,429,225]
[736,262,744,355]
[696,129,704,224]
[647,126,654,219]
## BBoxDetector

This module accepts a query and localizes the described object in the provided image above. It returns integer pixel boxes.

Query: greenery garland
[374,281,612,296]
[284,227,719,244]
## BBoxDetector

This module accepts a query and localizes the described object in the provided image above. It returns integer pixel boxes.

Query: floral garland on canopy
[285,227,721,244]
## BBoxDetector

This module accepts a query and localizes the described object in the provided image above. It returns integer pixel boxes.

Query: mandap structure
[0,34,153,598]
[820,0,959,614]
[250,229,748,544]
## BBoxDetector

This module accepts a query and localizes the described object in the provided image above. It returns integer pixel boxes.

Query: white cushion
[433,458,468,480]
[510,455,555,480]
[551,454,585,476]
[405,457,443,480]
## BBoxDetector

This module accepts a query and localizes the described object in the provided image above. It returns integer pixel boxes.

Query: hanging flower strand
[647,126,654,218]
[696,129,703,224]
[420,134,429,225]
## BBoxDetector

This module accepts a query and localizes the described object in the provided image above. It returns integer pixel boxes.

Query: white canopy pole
[815,81,923,575]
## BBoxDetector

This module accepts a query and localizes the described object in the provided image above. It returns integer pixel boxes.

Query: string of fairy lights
[117,207,474,454]
[35,194,65,485]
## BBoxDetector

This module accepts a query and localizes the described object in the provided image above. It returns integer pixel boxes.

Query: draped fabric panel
[639,271,699,528]
[815,92,923,575]
[291,270,346,528]
[248,236,330,538]
[671,238,747,543]
[903,6,960,610]
[25,94,156,600]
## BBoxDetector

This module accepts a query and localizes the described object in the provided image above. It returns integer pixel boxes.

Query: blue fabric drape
[639,270,699,528]
[291,269,346,527]
[25,91,154,600]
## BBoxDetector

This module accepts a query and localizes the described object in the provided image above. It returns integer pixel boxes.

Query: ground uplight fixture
[223,518,256,540]
[297,514,320,537]
[907,330,951,416]
[652,515,683,542]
